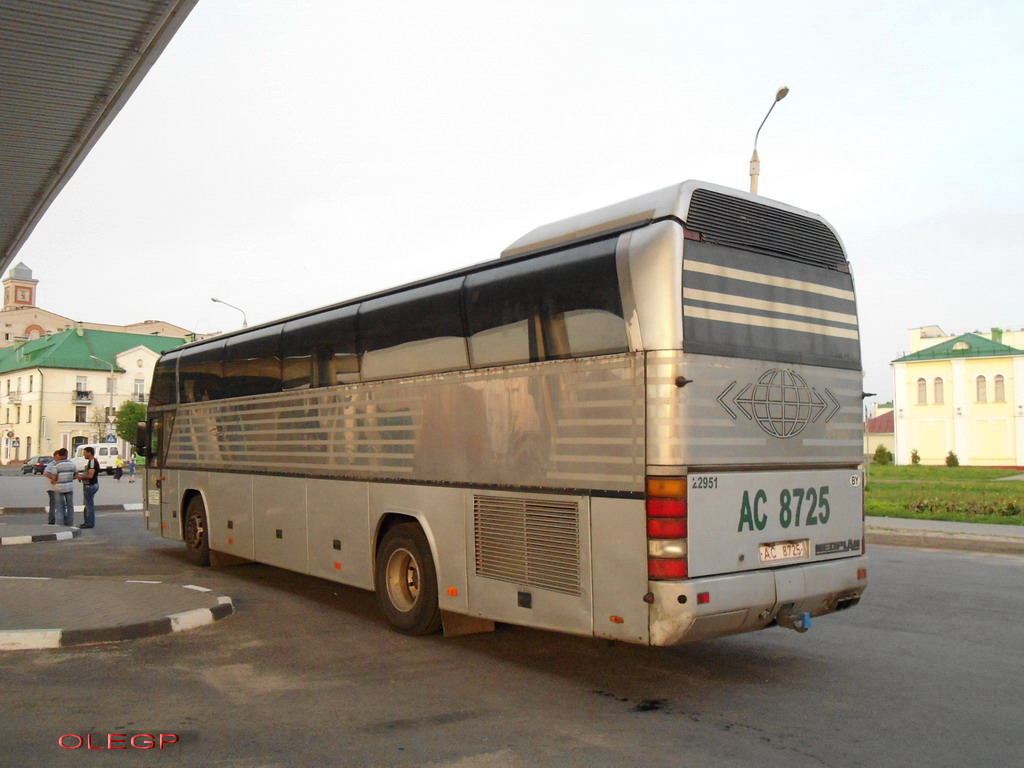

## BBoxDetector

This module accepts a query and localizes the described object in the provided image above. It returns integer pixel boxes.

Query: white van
[73,443,121,475]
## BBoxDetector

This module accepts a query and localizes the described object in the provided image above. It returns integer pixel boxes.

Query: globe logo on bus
[717,369,840,439]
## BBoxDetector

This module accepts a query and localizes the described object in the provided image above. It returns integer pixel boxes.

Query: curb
[0,580,234,651]
[0,528,80,546]
[866,529,1024,555]
[0,503,143,515]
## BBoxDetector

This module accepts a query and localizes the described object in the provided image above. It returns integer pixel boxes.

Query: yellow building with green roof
[1,327,184,464]
[892,326,1024,467]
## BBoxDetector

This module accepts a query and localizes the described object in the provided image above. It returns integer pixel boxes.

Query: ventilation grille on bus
[474,495,581,596]
[686,188,847,270]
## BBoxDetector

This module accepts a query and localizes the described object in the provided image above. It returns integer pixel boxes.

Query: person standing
[47,448,77,527]
[128,456,137,483]
[114,456,124,481]
[77,446,101,529]
[41,451,59,524]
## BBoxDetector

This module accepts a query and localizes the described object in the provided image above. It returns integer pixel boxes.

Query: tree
[115,401,147,450]
[89,406,112,443]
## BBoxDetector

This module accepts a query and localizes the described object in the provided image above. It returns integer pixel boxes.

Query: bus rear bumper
[647,555,868,646]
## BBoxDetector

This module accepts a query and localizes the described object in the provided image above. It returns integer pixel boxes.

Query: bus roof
[501,180,831,260]
[171,180,839,354]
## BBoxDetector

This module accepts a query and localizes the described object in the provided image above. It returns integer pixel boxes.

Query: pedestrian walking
[47,448,77,527]
[128,456,137,483]
[77,446,101,529]
[114,456,124,481]
[41,451,59,524]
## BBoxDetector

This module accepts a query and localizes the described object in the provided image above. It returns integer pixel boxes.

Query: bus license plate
[759,540,808,563]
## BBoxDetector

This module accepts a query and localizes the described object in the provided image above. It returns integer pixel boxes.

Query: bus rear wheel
[183,496,211,567]
[375,523,442,635]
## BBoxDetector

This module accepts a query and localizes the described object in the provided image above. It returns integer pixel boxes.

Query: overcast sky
[11,0,1024,402]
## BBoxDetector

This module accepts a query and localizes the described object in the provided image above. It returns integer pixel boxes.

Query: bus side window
[465,239,627,368]
[307,305,360,386]
[223,326,283,397]
[541,241,627,358]
[282,320,315,391]
[178,341,226,402]
[358,278,468,380]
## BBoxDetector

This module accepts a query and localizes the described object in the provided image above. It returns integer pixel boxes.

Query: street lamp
[749,86,790,195]
[90,355,116,440]
[211,297,248,328]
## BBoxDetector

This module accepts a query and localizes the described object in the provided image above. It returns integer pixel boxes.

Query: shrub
[872,445,894,465]
[946,451,960,467]
[911,449,921,465]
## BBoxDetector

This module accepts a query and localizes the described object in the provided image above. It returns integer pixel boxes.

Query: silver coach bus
[140,181,867,645]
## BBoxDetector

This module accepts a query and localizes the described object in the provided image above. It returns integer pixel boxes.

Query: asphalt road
[0,466,144,511]
[1,508,1021,768]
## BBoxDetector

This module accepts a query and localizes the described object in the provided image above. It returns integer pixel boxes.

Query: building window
[106,376,116,395]
[994,375,1005,403]
[76,376,87,393]
[28,375,33,392]
[933,378,944,405]
[134,379,146,402]
[27,405,31,423]
[976,375,987,403]
[916,378,927,405]
[75,405,87,423]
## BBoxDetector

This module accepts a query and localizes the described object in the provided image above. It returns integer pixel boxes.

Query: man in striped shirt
[46,448,77,527]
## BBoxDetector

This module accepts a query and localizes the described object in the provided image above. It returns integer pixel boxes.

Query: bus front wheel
[374,523,442,635]
[183,496,211,567]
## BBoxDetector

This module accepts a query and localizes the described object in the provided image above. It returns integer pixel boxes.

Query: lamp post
[749,86,790,195]
[211,297,248,328]
[90,355,116,441]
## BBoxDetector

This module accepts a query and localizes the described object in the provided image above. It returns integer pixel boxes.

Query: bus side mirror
[136,422,149,460]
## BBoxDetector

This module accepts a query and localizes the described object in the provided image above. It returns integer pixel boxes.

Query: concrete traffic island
[0,521,79,545]
[0,576,234,651]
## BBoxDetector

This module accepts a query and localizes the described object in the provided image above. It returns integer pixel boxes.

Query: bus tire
[183,495,211,567]
[375,523,442,636]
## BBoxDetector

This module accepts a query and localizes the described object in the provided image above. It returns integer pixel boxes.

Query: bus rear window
[681,240,860,370]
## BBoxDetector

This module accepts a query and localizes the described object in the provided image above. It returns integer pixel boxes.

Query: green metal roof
[895,332,1024,363]
[0,328,184,374]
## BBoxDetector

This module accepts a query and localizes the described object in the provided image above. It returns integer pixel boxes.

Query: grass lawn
[865,465,1024,525]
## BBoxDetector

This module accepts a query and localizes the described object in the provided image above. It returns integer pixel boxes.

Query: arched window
[933,377,944,405]
[994,374,1005,403]
[976,375,987,403]
[917,378,927,405]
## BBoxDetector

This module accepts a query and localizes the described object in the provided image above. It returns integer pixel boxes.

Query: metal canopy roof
[0,0,198,277]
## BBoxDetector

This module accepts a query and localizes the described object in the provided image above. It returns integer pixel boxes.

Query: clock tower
[2,262,38,310]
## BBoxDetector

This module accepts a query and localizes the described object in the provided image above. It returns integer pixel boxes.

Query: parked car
[21,456,50,475]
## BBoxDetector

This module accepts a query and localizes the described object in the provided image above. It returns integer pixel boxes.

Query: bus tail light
[647,476,688,580]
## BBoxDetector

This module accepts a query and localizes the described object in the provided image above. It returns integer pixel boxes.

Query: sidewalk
[0,576,234,650]
[0,512,234,651]
[865,516,1024,555]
